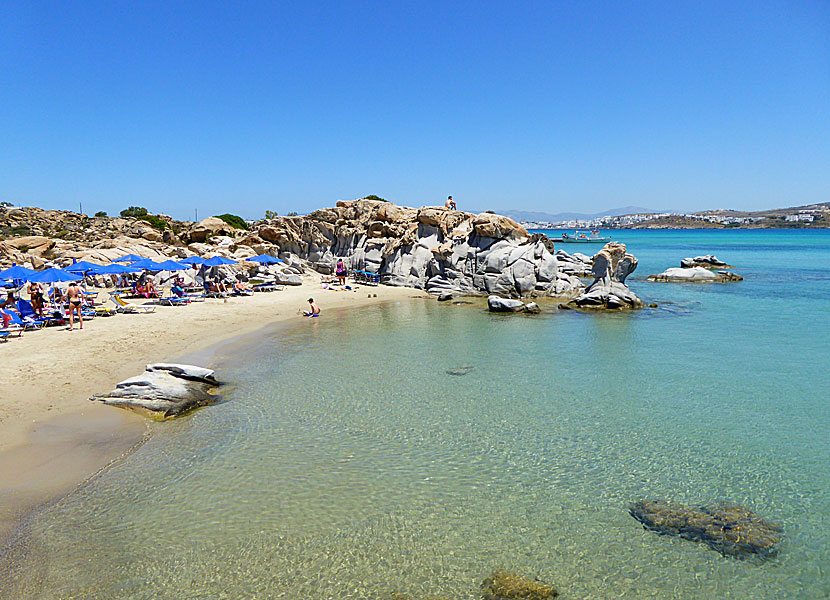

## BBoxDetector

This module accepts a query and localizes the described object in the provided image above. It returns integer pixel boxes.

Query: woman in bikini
[65,281,84,330]
[28,281,45,316]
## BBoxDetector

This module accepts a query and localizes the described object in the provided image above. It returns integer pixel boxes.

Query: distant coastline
[514,201,830,230]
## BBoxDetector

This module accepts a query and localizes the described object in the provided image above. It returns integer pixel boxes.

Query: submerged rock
[481,569,558,599]
[680,255,733,269]
[647,267,743,282]
[568,242,643,309]
[446,366,475,376]
[630,500,783,559]
[92,363,221,418]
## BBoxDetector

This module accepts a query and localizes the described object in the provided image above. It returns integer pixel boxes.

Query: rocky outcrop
[555,250,593,277]
[630,500,782,559]
[647,267,743,282]
[568,242,643,309]
[481,569,558,599]
[681,255,733,269]
[92,363,221,418]
[249,200,585,298]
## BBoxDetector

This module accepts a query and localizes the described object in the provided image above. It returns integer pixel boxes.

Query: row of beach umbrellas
[0,253,283,285]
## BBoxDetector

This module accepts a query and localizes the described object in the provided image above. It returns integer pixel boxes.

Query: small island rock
[647,267,743,282]
[488,295,525,312]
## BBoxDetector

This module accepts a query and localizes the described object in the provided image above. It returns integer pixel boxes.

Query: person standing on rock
[65,281,84,331]
[445,195,456,210]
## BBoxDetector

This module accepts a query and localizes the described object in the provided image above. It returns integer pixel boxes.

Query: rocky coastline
[1,200,646,302]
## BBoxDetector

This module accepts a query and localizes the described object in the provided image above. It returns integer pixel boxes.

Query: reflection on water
[2,230,830,599]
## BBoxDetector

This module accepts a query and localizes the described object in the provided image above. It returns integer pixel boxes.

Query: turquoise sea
[2,229,829,599]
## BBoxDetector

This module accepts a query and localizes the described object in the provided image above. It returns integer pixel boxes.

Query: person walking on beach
[445,195,456,210]
[303,298,320,317]
[65,281,84,331]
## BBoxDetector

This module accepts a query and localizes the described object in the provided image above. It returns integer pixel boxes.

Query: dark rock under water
[630,500,783,559]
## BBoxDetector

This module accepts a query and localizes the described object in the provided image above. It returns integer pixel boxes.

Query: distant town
[519,202,830,230]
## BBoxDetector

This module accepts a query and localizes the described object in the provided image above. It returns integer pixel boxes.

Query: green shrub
[214,213,249,230]
[138,215,167,230]
[95,211,107,217]
[264,210,278,219]
[120,206,148,218]
[0,201,13,208]
[364,195,387,202]
[286,211,298,217]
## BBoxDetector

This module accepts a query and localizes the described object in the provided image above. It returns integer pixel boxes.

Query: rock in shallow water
[92,363,221,418]
[446,366,475,376]
[568,242,643,310]
[488,295,525,312]
[647,267,743,282]
[481,569,558,599]
[630,499,782,559]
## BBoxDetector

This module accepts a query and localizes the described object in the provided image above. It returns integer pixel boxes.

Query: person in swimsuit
[303,298,320,317]
[28,281,45,316]
[65,281,84,330]
[445,195,456,210]
[335,259,347,286]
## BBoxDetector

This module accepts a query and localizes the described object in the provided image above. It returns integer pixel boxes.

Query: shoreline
[0,275,428,543]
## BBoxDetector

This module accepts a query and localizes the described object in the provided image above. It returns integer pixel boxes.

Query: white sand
[0,274,427,539]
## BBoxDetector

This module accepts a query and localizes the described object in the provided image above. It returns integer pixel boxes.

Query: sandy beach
[0,275,427,541]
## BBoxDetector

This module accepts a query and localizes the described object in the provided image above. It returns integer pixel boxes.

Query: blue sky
[2,1,828,220]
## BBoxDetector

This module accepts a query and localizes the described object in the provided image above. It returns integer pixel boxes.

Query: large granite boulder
[630,500,782,559]
[481,569,558,599]
[647,267,743,282]
[92,363,221,418]
[187,217,234,243]
[568,242,643,309]
[680,255,733,269]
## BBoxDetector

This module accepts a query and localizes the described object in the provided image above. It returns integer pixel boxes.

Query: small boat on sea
[559,230,611,243]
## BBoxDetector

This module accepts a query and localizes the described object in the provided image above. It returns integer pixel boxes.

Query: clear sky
[2,1,828,220]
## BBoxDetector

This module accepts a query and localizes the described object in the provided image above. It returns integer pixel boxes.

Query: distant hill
[496,206,667,223]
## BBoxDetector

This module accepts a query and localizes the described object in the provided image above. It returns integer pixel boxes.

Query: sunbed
[15,300,60,328]
[110,293,157,314]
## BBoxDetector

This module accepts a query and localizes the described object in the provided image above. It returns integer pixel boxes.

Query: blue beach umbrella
[96,263,142,275]
[179,256,206,265]
[155,259,189,271]
[202,256,238,266]
[247,254,284,264]
[27,267,83,283]
[0,264,36,282]
[128,258,164,271]
[65,260,105,273]
[113,253,146,263]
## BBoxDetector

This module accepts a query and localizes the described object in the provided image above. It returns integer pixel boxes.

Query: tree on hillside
[120,206,148,218]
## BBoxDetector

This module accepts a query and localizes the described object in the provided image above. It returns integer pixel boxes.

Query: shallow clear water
[3,229,829,599]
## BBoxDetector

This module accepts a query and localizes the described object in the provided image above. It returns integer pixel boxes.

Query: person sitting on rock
[445,195,456,210]
[303,297,320,317]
